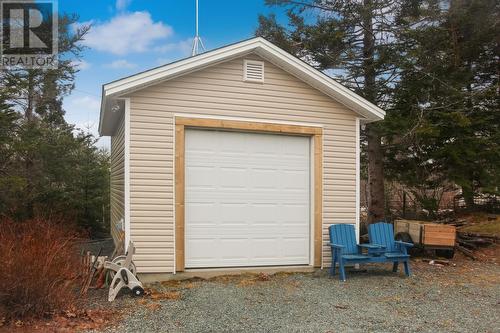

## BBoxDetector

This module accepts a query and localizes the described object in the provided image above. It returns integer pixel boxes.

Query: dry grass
[0,217,84,321]
[458,213,499,236]
[460,221,500,236]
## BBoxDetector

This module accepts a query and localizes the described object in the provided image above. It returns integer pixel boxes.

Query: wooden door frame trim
[175,116,323,272]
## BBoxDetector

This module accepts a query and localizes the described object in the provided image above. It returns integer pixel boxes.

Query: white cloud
[64,95,110,148]
[116,0,132,11]
[68,95,101,111]
[105,59,137,69]
[65,96,100,135]
[154,38,193,55]
[79,12,173,55]
[71,59,91,70]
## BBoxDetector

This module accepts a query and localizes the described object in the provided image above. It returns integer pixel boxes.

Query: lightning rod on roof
[191,0,206,56]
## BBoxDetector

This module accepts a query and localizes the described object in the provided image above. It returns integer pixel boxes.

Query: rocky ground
[5,245,498,333]
[89,251,500,333]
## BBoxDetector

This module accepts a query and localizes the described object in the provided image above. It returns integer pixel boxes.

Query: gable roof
[99,37,385,135]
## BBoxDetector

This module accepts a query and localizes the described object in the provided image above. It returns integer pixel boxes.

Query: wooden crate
[422,224,456,247]
[394,219,425,244]
[394,219,456,248]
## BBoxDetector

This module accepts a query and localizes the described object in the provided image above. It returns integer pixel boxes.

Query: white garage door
[184,129,311,268]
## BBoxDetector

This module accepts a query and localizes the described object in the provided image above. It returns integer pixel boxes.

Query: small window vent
[243,60,264,83]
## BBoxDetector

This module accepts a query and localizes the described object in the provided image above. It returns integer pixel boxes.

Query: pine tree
[385,0,499,212]
[0,14,110,233]
[256,0,430,222]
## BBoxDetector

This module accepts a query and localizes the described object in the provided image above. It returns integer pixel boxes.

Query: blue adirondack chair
[368,222,413,276]
[328,224,383,281]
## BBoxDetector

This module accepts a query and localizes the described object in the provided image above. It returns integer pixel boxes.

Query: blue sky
[60,0,288,148]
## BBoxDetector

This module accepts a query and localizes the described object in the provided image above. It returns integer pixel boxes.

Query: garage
[101,37,386,275]
[184,129,311,268]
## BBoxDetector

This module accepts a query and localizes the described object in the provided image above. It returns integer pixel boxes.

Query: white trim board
[99,37,385,136]
[123,98,131,252]
[173,117,177,274]
[355,117,360,241]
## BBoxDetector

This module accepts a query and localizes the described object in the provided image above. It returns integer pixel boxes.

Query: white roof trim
[99,37,385,135]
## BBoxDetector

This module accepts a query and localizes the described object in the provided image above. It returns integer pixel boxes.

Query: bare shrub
[0,217,83,320]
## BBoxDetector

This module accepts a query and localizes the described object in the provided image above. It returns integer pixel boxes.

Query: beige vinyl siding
[110,115,125,246]
[127,54,357,272]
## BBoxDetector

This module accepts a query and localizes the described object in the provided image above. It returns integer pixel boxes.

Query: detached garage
[99,37,384,276]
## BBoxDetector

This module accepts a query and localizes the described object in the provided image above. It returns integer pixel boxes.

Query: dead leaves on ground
[160,278,201,290]
[135,289,182,313]
[237,273,271,287]
[413,249,500,287]
[208,272,279,287]
[145,289,182,301]
[0,307,124,332]
[145,302,162,311]
[137,280,198,312]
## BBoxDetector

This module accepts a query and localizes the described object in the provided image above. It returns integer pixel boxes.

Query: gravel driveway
[94,259,500,333]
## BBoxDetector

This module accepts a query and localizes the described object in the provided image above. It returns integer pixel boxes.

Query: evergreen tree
[257,0,498,215]
[385,0,499,212]
[256,0,431,222]
[0,14,109,234]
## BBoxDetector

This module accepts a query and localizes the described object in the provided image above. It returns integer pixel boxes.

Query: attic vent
[243,60,264,83]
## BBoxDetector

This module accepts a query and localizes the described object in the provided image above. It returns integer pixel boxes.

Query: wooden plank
[424,234,456,240]
[175,124,185,271]
[394,220,409,234]
[409,224,422,244]
[175,116,322,135]
[423,224,456,246]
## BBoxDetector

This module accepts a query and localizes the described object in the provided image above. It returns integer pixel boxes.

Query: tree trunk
[366,124,385,223]
[26,72,34,121]
[363,0,386,224]
[461,178,476,211]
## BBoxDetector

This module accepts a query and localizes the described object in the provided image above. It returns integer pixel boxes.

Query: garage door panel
[186,165,217,187]
[188,191,308,202]
[281,171,309,189]
[186,238,217,262]
[283,237,310,248]
[185,202,217,222]
[248,204,277,223]
[219,168,247,188]
[219,203,249,223]
[282,204,310,222]
[250,169,278,188]
[185,129,311,268]
[252,239,281,257]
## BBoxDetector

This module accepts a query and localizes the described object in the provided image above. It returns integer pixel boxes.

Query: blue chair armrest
[328,243,344,249]
[395,240,414,248]
[358,244,385,249]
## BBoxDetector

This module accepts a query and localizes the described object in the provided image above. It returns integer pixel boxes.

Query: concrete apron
[138,265,316,283]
